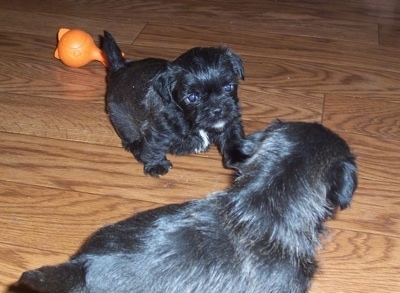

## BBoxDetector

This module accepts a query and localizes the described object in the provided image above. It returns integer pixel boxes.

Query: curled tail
[18,261,85,293]
[103,31,126,72]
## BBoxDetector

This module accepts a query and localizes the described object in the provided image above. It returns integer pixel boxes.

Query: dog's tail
[17,261,85,293]
[103,31,126,72]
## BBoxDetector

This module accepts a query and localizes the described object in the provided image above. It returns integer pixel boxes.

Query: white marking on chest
[195,129,210,153]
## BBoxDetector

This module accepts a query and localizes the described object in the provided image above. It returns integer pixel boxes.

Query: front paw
[194,129,210,153]
[144,160,173,177]
[223,145,251,169]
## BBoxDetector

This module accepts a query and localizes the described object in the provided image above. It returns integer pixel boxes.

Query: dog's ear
[225,48,245,80]
[326,158,357,210]
[152,69,173,102]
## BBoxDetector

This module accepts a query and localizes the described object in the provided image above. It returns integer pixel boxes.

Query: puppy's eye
[223,84,234,92]
[185,93,200,103]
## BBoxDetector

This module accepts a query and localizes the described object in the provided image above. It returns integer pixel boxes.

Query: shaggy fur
[18,121,357,293]
[103,31,246,177]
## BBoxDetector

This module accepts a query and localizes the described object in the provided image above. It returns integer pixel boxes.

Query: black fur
[103,31,246,177]
[17,121,357,293]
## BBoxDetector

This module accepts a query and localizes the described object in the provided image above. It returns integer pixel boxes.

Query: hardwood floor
[0,1,399,292]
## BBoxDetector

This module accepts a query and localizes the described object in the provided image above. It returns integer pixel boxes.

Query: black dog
[18,121,357,293]
[103,31,246,177]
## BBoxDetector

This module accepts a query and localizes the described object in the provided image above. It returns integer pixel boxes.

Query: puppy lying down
[103,31,246,177]
[18,121,357,293]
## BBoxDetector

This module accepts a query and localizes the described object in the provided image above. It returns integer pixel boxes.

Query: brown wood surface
[0,1,399,292]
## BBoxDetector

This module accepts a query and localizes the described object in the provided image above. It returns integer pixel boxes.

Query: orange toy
[54,28,108,68]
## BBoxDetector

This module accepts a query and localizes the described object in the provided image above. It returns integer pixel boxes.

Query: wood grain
[0,132,233,203]
[0,8,145,44]
[0,243,70,292]
[379,24,400,48]
[1,0,398,27]
[312,229,400,293]
[327,177,400,238]
[133,23,400,73]
[339,132,400,185]
[0,181,162,253]
[0,94,115,143]
[0,1,399,292]
[323,95,400,140]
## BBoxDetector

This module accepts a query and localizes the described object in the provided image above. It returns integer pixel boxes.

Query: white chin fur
[213,121,226,130]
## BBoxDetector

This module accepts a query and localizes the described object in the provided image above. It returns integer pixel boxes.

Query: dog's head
[235,121,358,212]
[152,47,244,132]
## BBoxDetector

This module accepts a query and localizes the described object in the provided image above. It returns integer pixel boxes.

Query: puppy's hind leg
[108,103,172,177]
[107,102,141,149]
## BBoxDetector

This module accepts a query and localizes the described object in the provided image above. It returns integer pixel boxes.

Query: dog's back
[17,121,357,293]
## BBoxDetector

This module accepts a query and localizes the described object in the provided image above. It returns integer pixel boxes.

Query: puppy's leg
[214,122,248,168]
[108,103,171,177]
[169,129,211,155]
[128,140,172,177]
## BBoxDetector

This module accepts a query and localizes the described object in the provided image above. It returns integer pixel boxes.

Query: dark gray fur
[18,121,357,293]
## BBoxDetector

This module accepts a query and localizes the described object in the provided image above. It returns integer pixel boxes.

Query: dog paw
[144,161,173,177]
[194,129,210,153]
[224,147,250,169]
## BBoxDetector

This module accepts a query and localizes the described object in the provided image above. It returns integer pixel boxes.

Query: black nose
[211,108,222,117]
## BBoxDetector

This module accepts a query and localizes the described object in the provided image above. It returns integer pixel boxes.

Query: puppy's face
[153,47,244,132]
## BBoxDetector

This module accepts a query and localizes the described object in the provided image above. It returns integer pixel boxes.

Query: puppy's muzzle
[211,108,222,118]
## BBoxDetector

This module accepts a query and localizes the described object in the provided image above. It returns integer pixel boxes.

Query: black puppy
[18,121,357,293]
[103,31,246,177]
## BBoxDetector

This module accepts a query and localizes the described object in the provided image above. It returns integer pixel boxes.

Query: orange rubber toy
[54,28,108,68]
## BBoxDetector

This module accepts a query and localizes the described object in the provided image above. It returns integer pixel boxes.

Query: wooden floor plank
[0,8,145,44]
[243,56,400,98]
[0,94,115,144]
[327,177,400,238]
[0,133,233,204]
[323,95,400,140]
[240,87,323,126]
[340,132,400,186]
[1,0,398,28]
[379,24,400,48]
[0,181,161,253]
[0,32,56,64]
[133,23,400,73]
[311,229,400,293]
[0,58,107,100]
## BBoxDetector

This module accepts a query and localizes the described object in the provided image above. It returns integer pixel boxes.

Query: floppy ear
[152,69,172,102]
[225,48,245,80]
[326,157,358,210]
